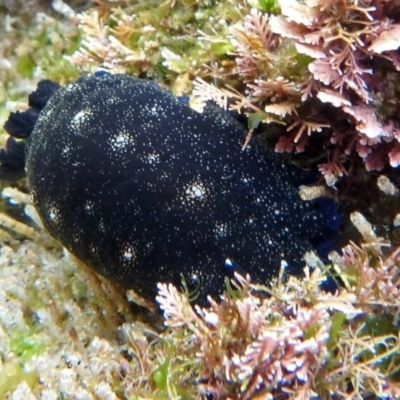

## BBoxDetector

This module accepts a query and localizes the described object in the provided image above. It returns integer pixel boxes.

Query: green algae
[0,363,38,396]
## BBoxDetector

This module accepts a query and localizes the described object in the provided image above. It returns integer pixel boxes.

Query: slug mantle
[0,73,338,304]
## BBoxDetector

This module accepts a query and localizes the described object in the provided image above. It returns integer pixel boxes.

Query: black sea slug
[0,73,339,304]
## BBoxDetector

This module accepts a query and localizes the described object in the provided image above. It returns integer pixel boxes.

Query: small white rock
[11,381,36,400]
[394,213,400,227]
[377,175,399,196]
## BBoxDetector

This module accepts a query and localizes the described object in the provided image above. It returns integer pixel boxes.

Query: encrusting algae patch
[0,240,149,399]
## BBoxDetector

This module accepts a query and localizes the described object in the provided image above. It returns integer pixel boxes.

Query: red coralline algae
[193,0,400,186]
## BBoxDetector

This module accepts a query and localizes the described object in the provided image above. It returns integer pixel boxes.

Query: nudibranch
[0,73,339,304]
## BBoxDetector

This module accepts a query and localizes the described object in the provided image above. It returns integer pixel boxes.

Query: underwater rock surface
[2,74,338,304]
